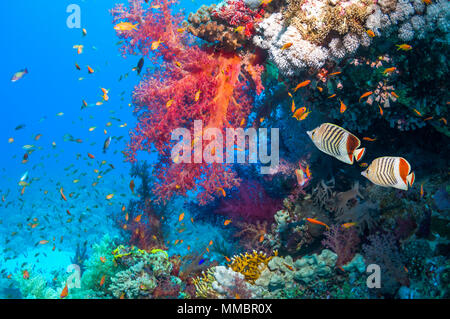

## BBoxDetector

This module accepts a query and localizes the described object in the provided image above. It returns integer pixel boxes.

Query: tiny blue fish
[198,259,205,265]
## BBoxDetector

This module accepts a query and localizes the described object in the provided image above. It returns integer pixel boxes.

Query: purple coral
[362,232,409,295]
[216,180,282,223]
[322,224,360,266]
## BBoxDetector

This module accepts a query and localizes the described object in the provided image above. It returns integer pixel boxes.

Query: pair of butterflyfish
[307,123,414,191]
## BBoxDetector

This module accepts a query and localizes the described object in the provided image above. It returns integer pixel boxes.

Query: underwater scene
[1,0,449,301]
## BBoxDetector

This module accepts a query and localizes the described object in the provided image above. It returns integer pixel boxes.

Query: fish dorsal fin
[346,134,360,163]
[398,157,410,185]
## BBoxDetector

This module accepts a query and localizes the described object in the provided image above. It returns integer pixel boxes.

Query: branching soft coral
[111,0,265,205]
[322,224,360,266]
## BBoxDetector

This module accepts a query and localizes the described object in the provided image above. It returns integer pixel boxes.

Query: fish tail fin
[407,171,415,187]
[354,147,366,162]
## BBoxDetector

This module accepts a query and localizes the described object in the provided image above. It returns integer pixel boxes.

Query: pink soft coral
[111,0,264,205]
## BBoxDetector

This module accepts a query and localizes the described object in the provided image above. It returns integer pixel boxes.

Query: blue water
[0,0,217,292]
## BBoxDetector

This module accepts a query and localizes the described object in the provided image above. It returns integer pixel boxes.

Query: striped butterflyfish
[307,123,365,164]
[361,156,415,191]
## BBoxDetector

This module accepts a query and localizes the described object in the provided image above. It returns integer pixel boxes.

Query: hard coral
[112,0,265,205]
[186,4,248,52]
[229,250,277,284]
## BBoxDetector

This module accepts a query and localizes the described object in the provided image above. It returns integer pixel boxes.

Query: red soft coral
[111,0,264,205]
[213,0,264,36]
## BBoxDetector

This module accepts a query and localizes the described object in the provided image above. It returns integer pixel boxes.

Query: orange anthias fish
[87,153,95,159]
[305,165,312,179]
[23,270,30,279]
[281,42,293,50]
[217,187,226,197]
[151,39,163,50]
[396,44,412,51]
[306,218,330,230]
[366,30,376,37]
[134,214,142,222]
[87,66,94,74]
[114,22,139,32]
[100,275,106,287]
[328,71,341,76]
[339,100,347,113]
[178,212,184,222]
[60,284,69,299]
[378,105,384,116]
[224,219,232,226]
[194,90,201,102]
[413,109,422,117]
[420,183,424,199]
[383,67,396,74]
[359,91,373,102]
[342,222,356,228]
[100,257,106,263]
[292,106,305,119]
[39,240,49,245]
[293,80,311,92]
[60,188,67,201]
[363,137,377,142]
[166,99,174,108]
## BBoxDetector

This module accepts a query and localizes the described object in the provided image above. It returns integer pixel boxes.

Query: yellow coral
[284,0,373,44]
[229,250,277,284]
[192,268,217,298]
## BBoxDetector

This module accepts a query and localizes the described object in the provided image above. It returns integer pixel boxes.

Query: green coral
[71,235,121,299]
[13,273,59,299]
